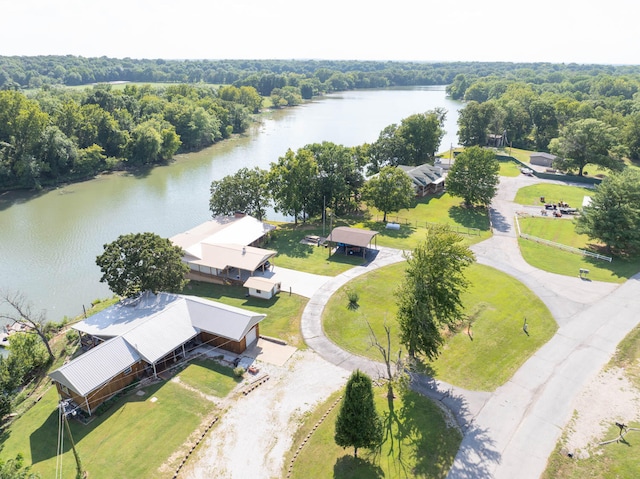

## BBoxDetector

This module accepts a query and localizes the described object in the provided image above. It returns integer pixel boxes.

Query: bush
[233,367,245,378]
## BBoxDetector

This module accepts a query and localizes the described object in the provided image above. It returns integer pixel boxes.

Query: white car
[520,167,533,176]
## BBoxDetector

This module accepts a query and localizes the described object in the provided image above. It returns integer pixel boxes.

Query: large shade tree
[96,232,189,298]
[396,224,475,360]
[334,370,382,458]
[446,146,499,207]
[268,148,317,224]
[576,169,640,255]
[549,118,624,176]
[361,165,414,222]
[209,167,270,220]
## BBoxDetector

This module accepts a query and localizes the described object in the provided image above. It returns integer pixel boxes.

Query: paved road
[300,174,640,479]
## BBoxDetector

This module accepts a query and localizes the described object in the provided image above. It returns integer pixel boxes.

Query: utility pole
[60,401,85,479]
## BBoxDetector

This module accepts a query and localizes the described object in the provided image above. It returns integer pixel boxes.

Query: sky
[2,0,640,65]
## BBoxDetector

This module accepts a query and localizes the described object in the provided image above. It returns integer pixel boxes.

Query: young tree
[0,290,55,362]
[576,169,640,255]
[96,232,189,298]
[209,167,270,220]
[396,225,475,360]
[334,370,382,458]
[446,146,500,207]
[549,118,624,176]
[361,165,414,222]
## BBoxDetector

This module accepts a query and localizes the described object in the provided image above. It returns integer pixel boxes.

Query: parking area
[254,265,331,298]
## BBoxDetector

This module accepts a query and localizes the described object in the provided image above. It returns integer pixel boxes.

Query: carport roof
[326,227,378,248]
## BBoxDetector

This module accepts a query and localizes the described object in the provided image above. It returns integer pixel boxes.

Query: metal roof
[243,276,280,291]
[196,243,276,271]
[326,227,378,248]
[49,336,141,397]
[53,293,267,397]
[170,215,275,252]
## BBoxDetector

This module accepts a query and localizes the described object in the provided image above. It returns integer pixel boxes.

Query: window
[123,366,132,375]
[256,289,262,294]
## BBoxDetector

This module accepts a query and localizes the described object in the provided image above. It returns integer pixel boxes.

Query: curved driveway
[301,174,640,479]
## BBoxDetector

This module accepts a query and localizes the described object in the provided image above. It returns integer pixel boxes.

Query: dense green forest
[2,56,640,190]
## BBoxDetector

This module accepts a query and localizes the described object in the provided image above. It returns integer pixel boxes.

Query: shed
[530,152,557,167]
[243,276,281,300]
[326,227,378,257]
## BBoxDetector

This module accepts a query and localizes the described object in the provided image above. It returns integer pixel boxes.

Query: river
[0,86,461,321]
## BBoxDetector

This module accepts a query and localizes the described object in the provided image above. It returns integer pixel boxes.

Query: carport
[325,226,378,258]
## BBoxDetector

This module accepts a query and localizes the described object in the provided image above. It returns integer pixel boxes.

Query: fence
[514,215,612,262]
[376,216,482,236]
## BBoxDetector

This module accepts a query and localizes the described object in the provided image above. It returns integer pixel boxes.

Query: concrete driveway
[254,265,331,298]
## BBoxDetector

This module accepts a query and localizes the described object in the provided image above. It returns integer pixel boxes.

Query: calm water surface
[0,87,461,320]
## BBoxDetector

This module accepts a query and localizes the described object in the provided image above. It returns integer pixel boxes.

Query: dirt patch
[563,366,640,458]
[181,349,349,479]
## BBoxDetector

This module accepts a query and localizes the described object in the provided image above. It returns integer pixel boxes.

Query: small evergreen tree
[334,370,382,458]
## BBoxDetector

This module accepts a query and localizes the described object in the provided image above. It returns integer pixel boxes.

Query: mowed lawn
[354,193,491,251]
[287,388,461,479]
[323,262,556,391]
[264,224,366,275]
[0,372,225,479]
[185,281,308,348]
[514,183,595,207]
[517,217,639,283]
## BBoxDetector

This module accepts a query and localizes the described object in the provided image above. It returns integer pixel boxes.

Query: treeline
[0,83,263,189]
[448,70,640,162]
[6,56,640,96]
[210,110,446,223]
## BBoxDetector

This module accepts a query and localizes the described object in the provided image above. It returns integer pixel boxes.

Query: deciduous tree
[0,290,55,362]
[396,225,475,360]
[96,232,189,298]
[576,169,640,255]
[334,370,382,458]
[446,146,499,207]
[209,167,270,220]
[549,118,624,176]
[361,165,414,222]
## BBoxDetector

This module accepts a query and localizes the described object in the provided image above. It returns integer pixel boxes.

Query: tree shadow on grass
[333,454,384,479]
[409,373,500,479]
[448,205,492,232]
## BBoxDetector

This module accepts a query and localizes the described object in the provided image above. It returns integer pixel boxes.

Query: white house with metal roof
[49,292,266,415]
[170,214,277,284]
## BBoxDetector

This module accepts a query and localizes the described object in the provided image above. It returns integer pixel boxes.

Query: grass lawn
[264,224,366,276]
[498,158,523,177]
[353,193,491,251]
[176,358,242,397]
[286,388,461,479]
[0,378,219,479]
[542,325,640,479]
[323,262,556,391]
[514,183,595,207]
[185,281,308,348]
[517,218,639,283]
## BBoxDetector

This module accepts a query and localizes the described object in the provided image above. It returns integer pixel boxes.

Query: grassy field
[517,217,639,283]
[286,388,461,478]
[353,193,491,251]
[323,262,556,391]
[514,184,595,207]
[0,367,231,479]
[498,158,524,177]
[542,325,640,479]
[185,281,308,348]
[176,359,242,397]
[264,224,366,275]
